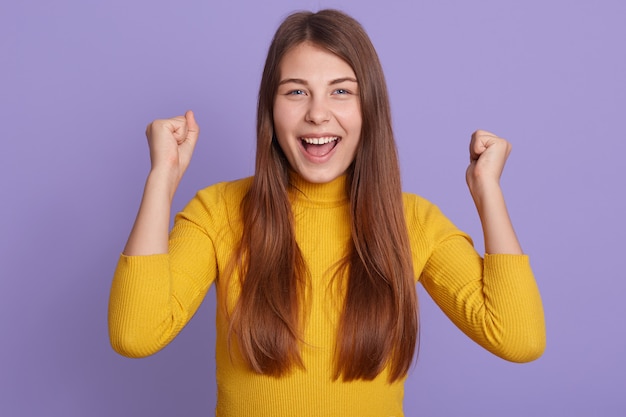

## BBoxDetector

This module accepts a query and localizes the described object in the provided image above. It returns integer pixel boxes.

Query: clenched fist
[145,110,200,182]
[466,129,512,195]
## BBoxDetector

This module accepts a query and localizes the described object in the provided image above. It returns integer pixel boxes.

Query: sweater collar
[288,172,349,206]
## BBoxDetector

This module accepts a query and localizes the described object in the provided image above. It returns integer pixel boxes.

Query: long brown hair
[228,9,418,382]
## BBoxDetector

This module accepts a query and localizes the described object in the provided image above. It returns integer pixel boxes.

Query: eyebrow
[278,77,358,86]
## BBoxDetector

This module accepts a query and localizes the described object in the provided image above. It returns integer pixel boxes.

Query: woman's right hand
[122,111,199,256]
[145,110,200,185]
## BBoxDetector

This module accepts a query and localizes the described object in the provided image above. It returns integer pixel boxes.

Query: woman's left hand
[464,130,522,254]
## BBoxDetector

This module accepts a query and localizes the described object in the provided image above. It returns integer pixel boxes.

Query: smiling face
[273,42,362,184]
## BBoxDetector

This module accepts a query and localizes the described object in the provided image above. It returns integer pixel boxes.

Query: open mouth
[300,136,340,157]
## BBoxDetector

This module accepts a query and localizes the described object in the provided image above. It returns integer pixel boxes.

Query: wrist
[146,167,181,201]
[468,177,501,203]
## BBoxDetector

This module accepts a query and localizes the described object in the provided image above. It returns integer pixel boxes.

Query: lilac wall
[2,0,624,416]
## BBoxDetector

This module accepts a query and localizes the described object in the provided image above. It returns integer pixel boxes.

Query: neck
[288,171,349,205]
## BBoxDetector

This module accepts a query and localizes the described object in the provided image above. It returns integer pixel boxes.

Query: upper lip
[299,132,340,138]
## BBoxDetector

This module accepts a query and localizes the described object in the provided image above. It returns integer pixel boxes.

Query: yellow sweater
[109,174,545,417]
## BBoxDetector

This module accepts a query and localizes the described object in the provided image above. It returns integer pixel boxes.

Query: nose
[305,96,331,124]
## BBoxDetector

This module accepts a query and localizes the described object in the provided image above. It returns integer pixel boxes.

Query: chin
[297,168,344,184]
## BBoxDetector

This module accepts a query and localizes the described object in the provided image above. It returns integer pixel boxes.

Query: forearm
[470,180,523,255]
[123,168,179,255]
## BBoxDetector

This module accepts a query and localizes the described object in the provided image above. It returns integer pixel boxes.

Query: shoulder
[177,177,252,223]
[402,192,443,223]
[402,191,468,243]
[195,176,253,204]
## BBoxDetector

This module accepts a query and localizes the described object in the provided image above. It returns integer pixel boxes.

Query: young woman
[109,9,545,417]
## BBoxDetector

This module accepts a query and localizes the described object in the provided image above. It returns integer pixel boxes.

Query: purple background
[2,0,625,416]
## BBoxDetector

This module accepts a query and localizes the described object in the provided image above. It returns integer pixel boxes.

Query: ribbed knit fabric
[108,174,545,417]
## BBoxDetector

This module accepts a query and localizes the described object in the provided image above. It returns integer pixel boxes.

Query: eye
[287,89,306,96]
[333,88,350,95]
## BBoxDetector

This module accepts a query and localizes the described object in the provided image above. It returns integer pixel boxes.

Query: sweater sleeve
[108,192,219,358]
[411,196,546,362]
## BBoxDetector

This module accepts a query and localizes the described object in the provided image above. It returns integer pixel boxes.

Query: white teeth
[301,136,338,145]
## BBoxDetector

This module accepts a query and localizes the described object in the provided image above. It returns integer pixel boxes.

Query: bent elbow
[497,326,547,363]
[508,336,546,363]
[108,326,162,359]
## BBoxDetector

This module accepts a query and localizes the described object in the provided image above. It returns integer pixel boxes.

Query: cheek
[272,106,286,138]
[273,102,298,133]
[348,114,363,139]
[338,104,362,131]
